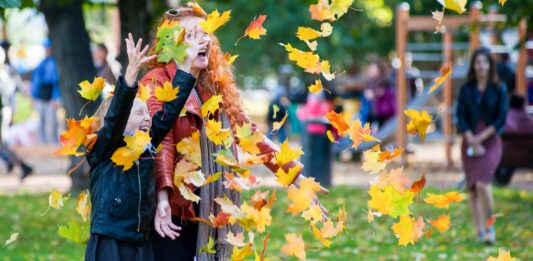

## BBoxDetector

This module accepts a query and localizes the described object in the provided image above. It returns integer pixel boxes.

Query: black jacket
[86,70,195,245]
[456,81,508,134]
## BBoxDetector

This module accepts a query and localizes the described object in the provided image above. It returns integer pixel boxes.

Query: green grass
[1,187,532,260]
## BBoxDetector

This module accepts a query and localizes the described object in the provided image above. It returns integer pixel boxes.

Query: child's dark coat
[86,70,195,245]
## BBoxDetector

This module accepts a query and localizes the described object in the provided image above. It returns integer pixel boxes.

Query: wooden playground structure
[395,1,529,166]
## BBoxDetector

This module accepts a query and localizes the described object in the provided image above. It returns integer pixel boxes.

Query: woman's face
[179,17,211,70]
[474,53,490,80]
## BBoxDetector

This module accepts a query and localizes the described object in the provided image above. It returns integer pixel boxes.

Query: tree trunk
[117,0,152,68]
[40,0,100,191]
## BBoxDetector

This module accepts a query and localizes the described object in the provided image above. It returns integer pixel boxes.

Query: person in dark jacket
[84,32,200,260]
[456,47,508,245]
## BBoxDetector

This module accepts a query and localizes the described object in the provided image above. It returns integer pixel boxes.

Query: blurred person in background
[267,85,289,142]
[364,60,396,127]
[0,44,33,179]
[505,94,533,133]
[337,62,365,122]
[456,47,508,244]
[92,43,116,84]
[495,52,515,94]
[31,39,61,144]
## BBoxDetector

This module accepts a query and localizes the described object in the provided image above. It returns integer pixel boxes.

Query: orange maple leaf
[236,15,267,45]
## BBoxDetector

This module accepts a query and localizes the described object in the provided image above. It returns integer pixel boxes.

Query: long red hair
[147,7,245,131]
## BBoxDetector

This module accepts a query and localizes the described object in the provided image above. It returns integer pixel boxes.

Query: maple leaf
[137,82,151,103]
[76,190,91,222]
[186,2,207,17]
[272,112,288,133]
[210,211,230,228]
[309,0,354,21]
[280,43,321,71]
[236,15,268,45]
[224,52,239,65]
[486,213,503,229]
[275,164,302,187]
[404,109,432,143]
[200,10,231,33]
[377,167,411,193]
[437,0,467,14]
[424,191,464,208]
[312,224,331,247]
[155,21,189,64]
[54,116,98,156]
[349,119,380,148]
[429,214,451,233]
[201,95,223,118]
[154,81,179,102]
[432,9,446,34]
[301,204,323,225]
[231,244,253,261]
[282,233,306,260]
[177,182,201,203]
[203,172,223,186]
[361,148,387,174]
[326,111,350,136]
[49,188,70,210]
[487,248,516,261]
[275,140,304,166]
[4,233,19,247]
[57,220,90,244]
[199,237,217,254]
[378,147,402,162]
[226,231,246,247]
[235,123,264,155]
[215,197,246,221]
[223,173,260,192]
[176,130,202,166]
[392,215,416,246]
[78,77,105,101]
[174,160,204,187]
[368,185,414,218]
[308,79,323,93]
[111,130,152,171]
[297,27,322,41]
[498,0,507,6]
[239,203,272,233]
[287,177,320,214]
[205,119,231,145]
[409,175,426,194]
[428,63,452,93]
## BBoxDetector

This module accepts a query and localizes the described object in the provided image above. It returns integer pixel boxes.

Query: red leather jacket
[142,63,301,220]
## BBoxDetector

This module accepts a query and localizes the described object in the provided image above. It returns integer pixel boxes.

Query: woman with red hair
[141,5,327,260]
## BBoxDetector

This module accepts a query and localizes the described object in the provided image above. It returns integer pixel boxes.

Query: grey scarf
[193,89,242,261]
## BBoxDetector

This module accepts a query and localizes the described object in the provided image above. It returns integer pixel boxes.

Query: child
[84,31,204,260]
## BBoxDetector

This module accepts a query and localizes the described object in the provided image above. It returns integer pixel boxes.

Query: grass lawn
[1,186,532,260]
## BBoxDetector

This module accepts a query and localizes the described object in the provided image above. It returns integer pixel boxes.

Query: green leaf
[0,0,21,8]
[58,220,90,245]
[155,24,189,64]
[199,237,217,254]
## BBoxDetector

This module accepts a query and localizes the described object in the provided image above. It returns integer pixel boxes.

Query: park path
[1,143,532,194]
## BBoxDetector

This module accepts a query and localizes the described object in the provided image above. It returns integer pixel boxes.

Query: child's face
[125,98,152,134]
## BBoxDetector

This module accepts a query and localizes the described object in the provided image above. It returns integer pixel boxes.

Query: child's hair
[94,97,113,130]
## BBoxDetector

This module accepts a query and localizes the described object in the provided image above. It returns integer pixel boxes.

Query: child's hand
[176,25,210,77]
[154,190,181,240]
[124,33,157,87]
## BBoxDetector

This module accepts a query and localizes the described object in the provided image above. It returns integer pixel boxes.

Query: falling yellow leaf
[437,0,467,14]
[287,177,320,214]
[404,109,432,143]
[205,119,231,145]
[231,244,253,261]
[326,111,350,136]
[154,81,179,102]
[428,63,452,93]
[76,190,91,222]
[201,95,223,118]
[301,204,323,225]
[311,224,331,247]
[199,10,231,33]
[392,215,417,246]
[432,9,446,34]
[498,0,507,6]
[368,185,414,218]
[309,0,354,21]
[236,123,264,155]
[224,52,239,65]
[137,83,151,102]
[111,130,152,171]
[275,140,304,166]
[275,164,302,187]
[349,119,380,148]
[176,130,202,166]
[281,233,306,260]
[429,214,451,233]
[308,79,323,93]
[487,248,516,261]
[49,188,69,210]
[236,15,268,45]
[78,77,105,101]
[424,191,465,208]
[362,148,388,174]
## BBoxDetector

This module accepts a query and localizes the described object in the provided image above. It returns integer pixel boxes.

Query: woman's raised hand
[124,33,157,87]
